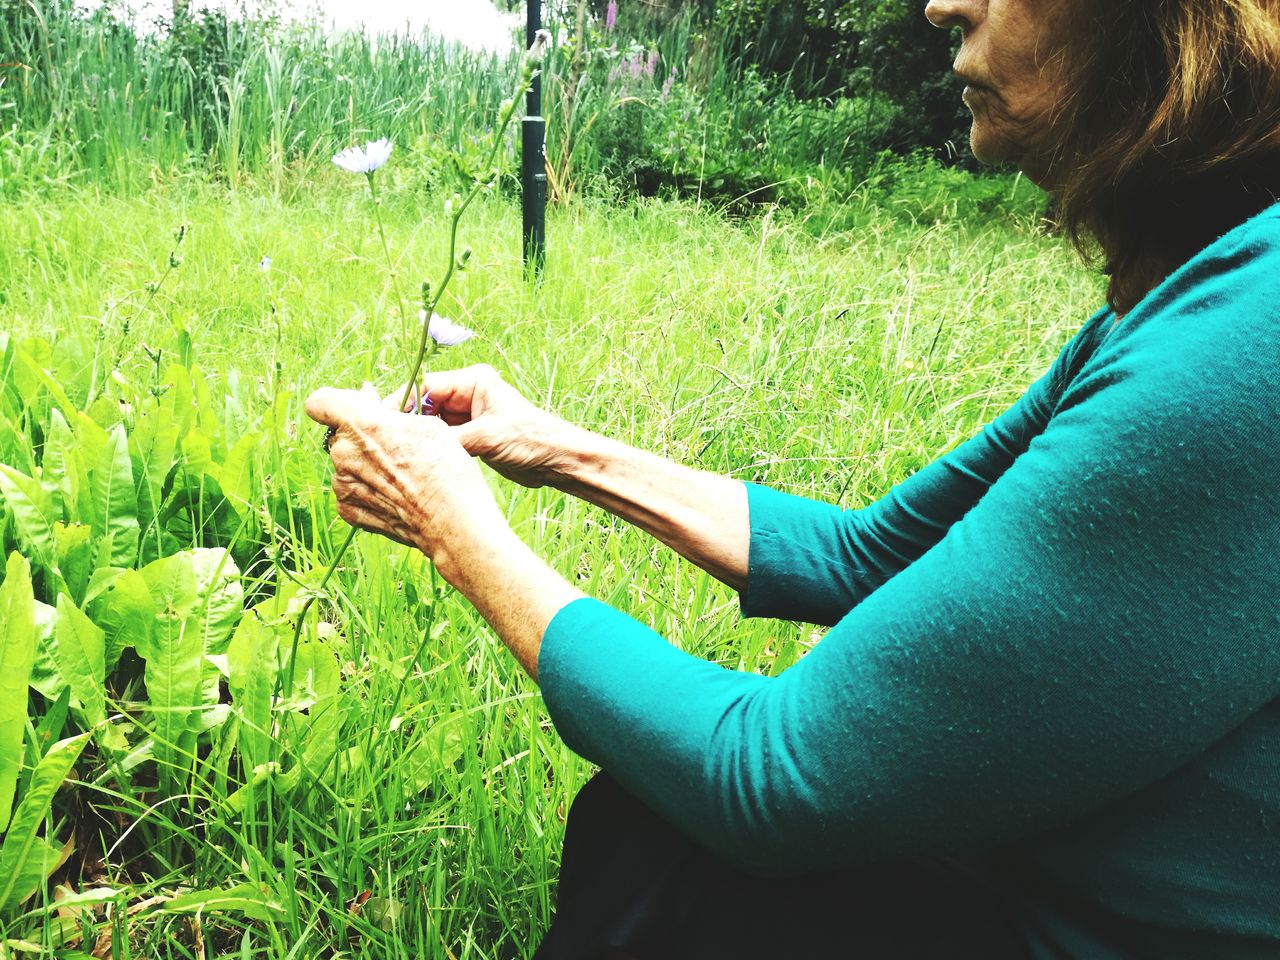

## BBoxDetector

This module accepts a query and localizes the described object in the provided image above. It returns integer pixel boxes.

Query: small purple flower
[605,0,617,31]
[420,310,476,347]
[646,49,659,76]
[661,67,676,101]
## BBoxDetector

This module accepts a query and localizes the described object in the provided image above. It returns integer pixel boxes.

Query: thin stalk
[284,60,541,704]
[367,173,412,344]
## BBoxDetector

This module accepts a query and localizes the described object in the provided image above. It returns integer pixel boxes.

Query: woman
[307,1,1280,956]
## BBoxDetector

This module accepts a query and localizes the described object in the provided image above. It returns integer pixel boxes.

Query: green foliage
[0,552,36,833]
[0,731,89,913]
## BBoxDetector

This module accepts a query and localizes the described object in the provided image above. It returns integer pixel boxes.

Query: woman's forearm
[549,426,750,593]
[435,527,585,682]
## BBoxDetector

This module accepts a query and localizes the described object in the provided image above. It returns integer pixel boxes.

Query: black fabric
[535,772,1037,960]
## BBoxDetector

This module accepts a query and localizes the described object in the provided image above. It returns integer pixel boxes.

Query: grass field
[0,173,1103,956]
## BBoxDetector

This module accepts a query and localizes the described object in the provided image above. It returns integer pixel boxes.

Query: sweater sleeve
[739,308,1112,626]
[538,212,1280,877]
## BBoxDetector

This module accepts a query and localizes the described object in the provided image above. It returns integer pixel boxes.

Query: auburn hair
[1049,0,1280,314]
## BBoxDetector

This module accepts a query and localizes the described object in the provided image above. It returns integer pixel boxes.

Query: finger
[306,387,353,427]
[385,382,418,413]
[404,365,495,419]
[306,386,381,427]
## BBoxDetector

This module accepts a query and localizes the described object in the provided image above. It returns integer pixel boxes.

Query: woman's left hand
[305,383,513,579]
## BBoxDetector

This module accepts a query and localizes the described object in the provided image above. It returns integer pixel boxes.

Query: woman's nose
[925,0,979,32]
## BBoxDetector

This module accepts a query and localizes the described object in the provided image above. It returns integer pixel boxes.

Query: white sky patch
[76,0,521,52]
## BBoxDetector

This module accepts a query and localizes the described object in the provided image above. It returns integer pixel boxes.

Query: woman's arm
[417,310,1107,626]
[548,425,751,592]
[406,365,752,592]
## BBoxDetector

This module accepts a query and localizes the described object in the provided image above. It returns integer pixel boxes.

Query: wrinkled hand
[306,383,512,575]
[398,364,579,489]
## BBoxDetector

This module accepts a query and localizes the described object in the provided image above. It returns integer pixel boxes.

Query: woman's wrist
[549,424,624,494]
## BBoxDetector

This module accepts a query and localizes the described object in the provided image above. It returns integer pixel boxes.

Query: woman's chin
[967,121,1013,166]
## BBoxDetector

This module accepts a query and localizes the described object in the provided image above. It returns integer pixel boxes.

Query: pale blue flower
[332,138,393,174]
[258,255,272,271]
[421,310,476,346]
[527,29,552,64]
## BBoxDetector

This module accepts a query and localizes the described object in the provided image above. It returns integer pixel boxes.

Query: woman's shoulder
[1052,202,1279,449]
[1133,200,1280,327]
[1081,202,1278,364]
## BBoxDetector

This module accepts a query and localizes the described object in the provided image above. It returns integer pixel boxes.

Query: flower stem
[367,173,412,345]
[399,69,537,411]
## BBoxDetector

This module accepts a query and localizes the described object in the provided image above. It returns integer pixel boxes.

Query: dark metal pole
[522,0,547,278]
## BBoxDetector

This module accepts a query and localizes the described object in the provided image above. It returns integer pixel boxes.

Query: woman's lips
[961,82,995,104]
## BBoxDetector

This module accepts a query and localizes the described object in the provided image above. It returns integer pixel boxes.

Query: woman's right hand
[398,364,579,489]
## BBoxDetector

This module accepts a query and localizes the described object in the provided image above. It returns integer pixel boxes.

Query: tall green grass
[0,1,907,202]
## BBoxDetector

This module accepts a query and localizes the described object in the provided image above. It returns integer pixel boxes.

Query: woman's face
[924,0,1084,184]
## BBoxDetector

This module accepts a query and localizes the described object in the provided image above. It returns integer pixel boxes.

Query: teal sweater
[539,202,1280,959]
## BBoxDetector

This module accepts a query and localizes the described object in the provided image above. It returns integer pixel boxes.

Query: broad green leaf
[28,600,63,703]
[288,641,340,781]
[0,407,35,477]
[138,554,202,777]
[180,428,213,477]
[87,569,153,672]
[1,836,65,915]
[363,897,405,933]
[0,553,36,833]
[13,337,75,418]
[85,394,122,431]
[91,424,139,569]
[163,882,284,922]
[128,399,181,565]
[52,523,93,607]
[31,687,71,762]
[0,464,57,574]
[222,760,281,814]
[0,731,89,912]
[402,714,467,792]
[72,412,109,475]
[188,549,242,730]
[84,566,124,606]
[54,596,124,752]
[40,409,80,522]
[227,612,279,775]
[51,335,95,411]
[190,548,243,657]
[217,433,258,507]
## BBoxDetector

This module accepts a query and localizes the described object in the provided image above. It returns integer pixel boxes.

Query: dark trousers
[535,772,1035,960]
